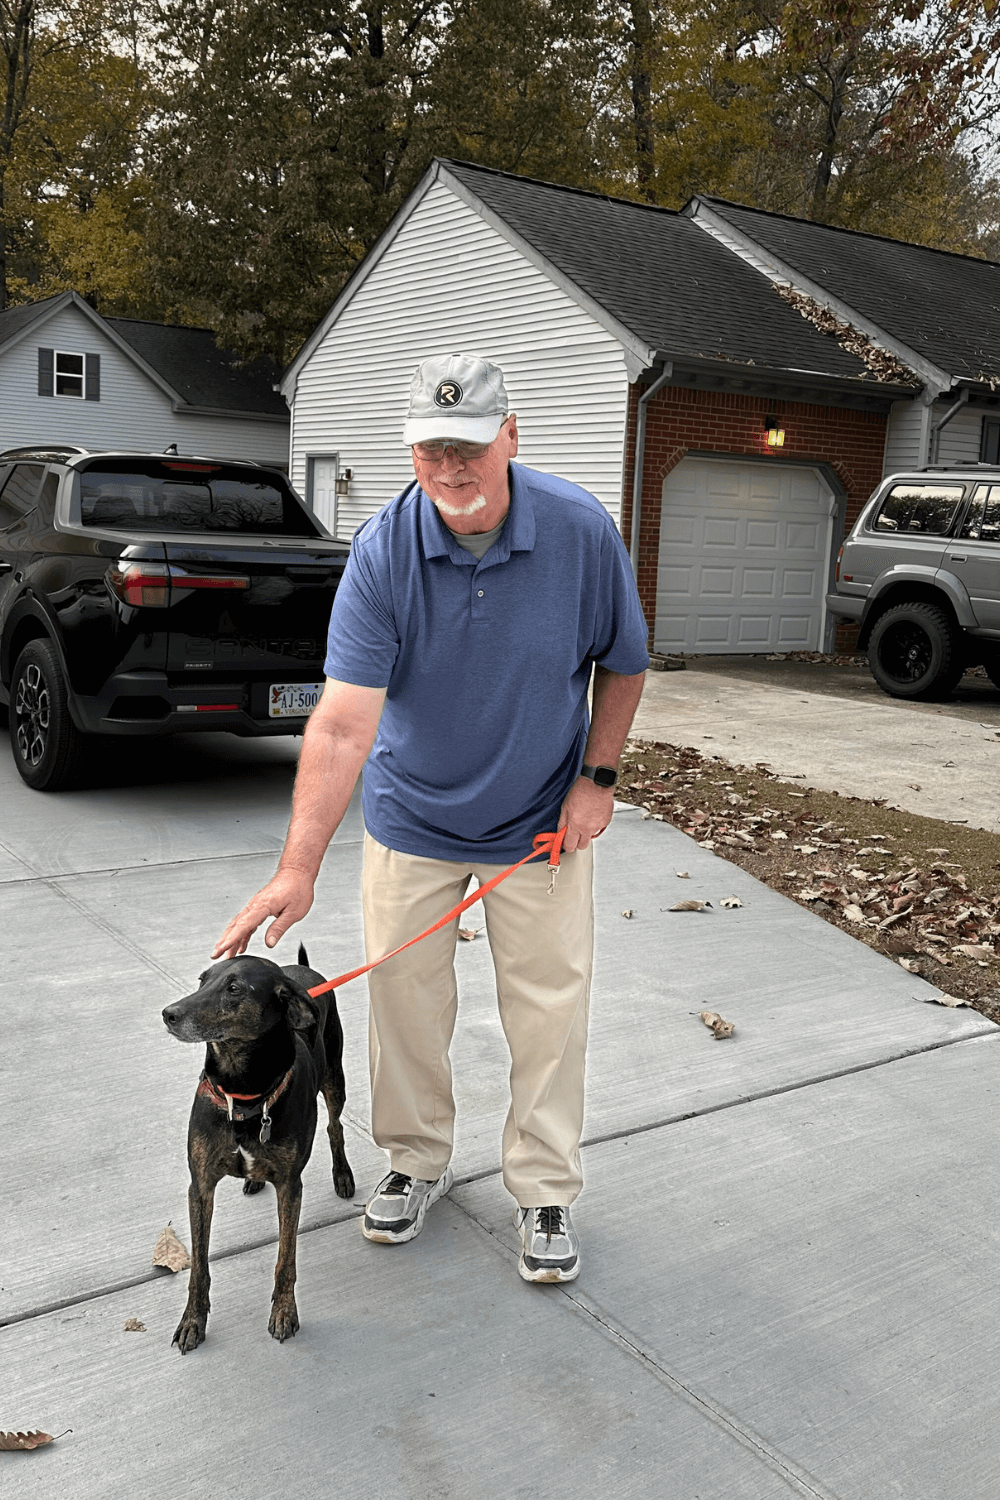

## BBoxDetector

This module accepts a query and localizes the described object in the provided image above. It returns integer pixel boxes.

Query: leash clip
[547,863,559,896]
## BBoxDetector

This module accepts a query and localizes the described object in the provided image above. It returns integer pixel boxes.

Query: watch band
[580,763,618,789]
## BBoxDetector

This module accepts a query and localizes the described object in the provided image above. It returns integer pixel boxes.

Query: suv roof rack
[918,462,994,471]
[0,444,91,461]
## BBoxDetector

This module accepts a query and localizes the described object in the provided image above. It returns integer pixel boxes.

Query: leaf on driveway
[123,1318,146,1332]
[621,909,634,919]
[153,1225,191,1273]
[676,870,690,878]
[0,1431,58,1450]
[699,1010,735,1038]
[458,928,478,941]
[719,896,742,908]
[926,993,971,1007]
[667,899,713,912]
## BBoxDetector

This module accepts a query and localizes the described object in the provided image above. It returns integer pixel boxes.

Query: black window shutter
[85,352,100,401]
[38,347,54,397]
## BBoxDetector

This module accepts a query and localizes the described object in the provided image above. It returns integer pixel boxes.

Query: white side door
[655,458,834,654]
[307,454,339,534]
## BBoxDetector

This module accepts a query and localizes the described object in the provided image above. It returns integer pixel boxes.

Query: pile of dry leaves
[618,739,1000,1025]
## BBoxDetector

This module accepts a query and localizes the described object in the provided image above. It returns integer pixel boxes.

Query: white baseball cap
[403,354,509,445]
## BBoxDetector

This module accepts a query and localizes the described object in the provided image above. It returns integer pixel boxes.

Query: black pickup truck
[0,446,350,790]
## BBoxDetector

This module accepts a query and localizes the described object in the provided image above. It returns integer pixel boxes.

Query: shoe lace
[535,1206,565,1243]
[384,1172,412,1196]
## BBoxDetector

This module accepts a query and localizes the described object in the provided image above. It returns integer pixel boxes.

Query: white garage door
[654,458,834,654]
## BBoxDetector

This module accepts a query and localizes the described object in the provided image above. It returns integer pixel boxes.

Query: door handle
[949,554,967,562]
[0,560,12,574]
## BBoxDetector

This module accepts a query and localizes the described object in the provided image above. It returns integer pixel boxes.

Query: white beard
[432,491,488,518]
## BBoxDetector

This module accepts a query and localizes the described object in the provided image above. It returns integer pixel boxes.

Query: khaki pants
[361,833,594,1207]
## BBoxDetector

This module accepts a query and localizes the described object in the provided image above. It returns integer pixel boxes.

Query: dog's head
[162,956,319,1044]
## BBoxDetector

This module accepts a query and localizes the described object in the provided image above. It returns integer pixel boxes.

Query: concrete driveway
[3,684,1000,1499]
[633,656,1000,830]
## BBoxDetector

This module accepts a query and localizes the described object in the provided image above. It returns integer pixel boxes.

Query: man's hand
[212,870,316,959]
[557,776,614,852]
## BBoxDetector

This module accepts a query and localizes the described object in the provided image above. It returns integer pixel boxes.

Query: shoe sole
[361,1165,454,1244]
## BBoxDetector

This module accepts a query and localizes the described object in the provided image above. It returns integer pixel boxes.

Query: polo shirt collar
[417,462,536,564]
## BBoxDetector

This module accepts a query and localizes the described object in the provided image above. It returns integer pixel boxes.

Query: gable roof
[285,159,912,395]
[0,292,286,419]
[691,196,1000,389]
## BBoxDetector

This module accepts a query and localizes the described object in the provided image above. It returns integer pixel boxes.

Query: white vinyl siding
[883,399,927,473]
[1,305,288,464]
[937,404,991,466]
[289,180,630,539]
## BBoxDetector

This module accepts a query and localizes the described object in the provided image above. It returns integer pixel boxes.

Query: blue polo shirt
[324,462,649,861]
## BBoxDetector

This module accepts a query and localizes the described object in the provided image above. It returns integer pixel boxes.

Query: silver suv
[829,465,1000,699]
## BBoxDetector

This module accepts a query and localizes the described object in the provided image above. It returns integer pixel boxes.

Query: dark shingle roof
[106,319,286,415]
[699,197,1000,385]
[0,296,62,349]
[443,161,873,383]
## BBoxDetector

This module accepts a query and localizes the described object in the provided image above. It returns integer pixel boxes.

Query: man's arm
[212,677,386,957]
[558,666,646,852]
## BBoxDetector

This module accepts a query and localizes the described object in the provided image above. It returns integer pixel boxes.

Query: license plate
[268,682,323,718]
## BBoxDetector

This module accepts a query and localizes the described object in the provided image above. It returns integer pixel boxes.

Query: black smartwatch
[580,763,618,789]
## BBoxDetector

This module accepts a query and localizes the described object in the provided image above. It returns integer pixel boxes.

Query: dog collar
[196,1066,294,1143]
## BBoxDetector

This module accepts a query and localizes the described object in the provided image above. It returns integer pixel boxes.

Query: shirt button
[477,590,484,597]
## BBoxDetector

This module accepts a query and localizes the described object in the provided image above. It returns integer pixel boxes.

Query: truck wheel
[9,640,86,791]
[867,602,965,700]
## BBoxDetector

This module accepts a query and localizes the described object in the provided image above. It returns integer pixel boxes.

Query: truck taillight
[835,544,844,583]
[170,570,250,591]
[107,562,171,607]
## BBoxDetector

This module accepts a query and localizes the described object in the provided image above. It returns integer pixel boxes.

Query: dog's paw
[243,1179,267,1196]
[333,1161,356,1199]
[268,1299,299,1343]
[172,1315,207,1354]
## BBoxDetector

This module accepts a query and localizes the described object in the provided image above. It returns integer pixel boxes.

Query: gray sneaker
[361,1167,454,1244]
[514,1205,581,1283]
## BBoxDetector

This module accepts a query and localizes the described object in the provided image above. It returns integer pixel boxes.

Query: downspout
[928,386,970,464]
[629,362,673,575]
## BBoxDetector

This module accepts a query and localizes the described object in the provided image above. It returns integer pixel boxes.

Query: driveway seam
[0,837,365,887]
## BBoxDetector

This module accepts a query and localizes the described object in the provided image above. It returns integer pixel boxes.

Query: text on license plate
[269,682,323,718]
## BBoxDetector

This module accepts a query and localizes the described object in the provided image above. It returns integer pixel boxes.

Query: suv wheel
[867,602,965,700]
[9,640,86,791]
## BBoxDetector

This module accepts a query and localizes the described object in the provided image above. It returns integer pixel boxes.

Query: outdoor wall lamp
[335,468,352,496]
[765,416,785,447]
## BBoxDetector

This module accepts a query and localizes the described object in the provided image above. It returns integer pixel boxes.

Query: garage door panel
[655,458,832,655]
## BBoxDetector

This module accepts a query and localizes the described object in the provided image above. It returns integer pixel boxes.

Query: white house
[0,292,289,465]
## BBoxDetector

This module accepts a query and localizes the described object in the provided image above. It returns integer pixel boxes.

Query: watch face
[592,765,617,788]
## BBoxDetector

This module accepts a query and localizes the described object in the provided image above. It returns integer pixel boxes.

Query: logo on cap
[434,380,463,407]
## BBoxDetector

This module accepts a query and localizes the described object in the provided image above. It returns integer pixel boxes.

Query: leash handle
[306,827,568,998]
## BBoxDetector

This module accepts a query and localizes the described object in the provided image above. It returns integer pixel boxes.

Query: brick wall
[620,383,888,652]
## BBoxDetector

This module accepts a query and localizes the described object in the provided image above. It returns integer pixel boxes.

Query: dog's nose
[162,1005,179,1027]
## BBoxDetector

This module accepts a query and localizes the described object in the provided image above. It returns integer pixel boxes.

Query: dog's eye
[228,981,240,994]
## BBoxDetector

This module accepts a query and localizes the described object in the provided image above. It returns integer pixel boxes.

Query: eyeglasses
[412,417,509,462]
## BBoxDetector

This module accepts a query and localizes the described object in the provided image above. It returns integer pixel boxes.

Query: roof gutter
[629,363,673,575]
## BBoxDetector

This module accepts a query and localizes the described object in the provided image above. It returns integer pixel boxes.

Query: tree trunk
[809,53,854,221]
[628,0,656,202]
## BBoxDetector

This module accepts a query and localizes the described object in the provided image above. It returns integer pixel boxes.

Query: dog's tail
[297,942,310,968]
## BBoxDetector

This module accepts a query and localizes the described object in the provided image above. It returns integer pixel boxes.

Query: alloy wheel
[14,662,50,767]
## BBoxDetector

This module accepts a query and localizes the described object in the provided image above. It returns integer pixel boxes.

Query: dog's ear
[276,980,319,1036]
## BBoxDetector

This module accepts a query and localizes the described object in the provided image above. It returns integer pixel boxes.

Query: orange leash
[306,827,568,998]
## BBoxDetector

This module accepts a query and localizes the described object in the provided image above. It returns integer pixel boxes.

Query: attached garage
[654,457,839,654]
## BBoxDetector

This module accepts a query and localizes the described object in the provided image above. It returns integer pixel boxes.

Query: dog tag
[259,1105,272,1144]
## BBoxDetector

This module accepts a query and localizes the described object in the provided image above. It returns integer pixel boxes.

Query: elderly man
[215,353,648,1283]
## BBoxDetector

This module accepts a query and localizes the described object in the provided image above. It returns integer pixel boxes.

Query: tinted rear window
[78,460,320,537]
[871,483,965,536]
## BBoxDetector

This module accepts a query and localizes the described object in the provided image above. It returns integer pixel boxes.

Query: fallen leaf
[676,870,690,879]
[0,1431,57,1450]
[770,830,789,840]
[955,943,994,959]
[794,844,819,854]
[909,783,922,791]
[152,1224,191,1273]
[899,957,922,972]
[843,904,867,923]
[458,928,478,941]
[926,993,970,1007]
[667,899,713,912]
[621,909,634,919]
[697,839,717,849]
[123,1318,146,1332]
[699,1010,735,1039]
[719,896,742,908]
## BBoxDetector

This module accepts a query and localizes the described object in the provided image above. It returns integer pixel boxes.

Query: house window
[55,351,85,397]
[37,347,100,400]
[981,418,1000,464]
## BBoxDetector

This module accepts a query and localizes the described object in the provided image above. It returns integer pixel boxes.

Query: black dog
[162,946,355,1353]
